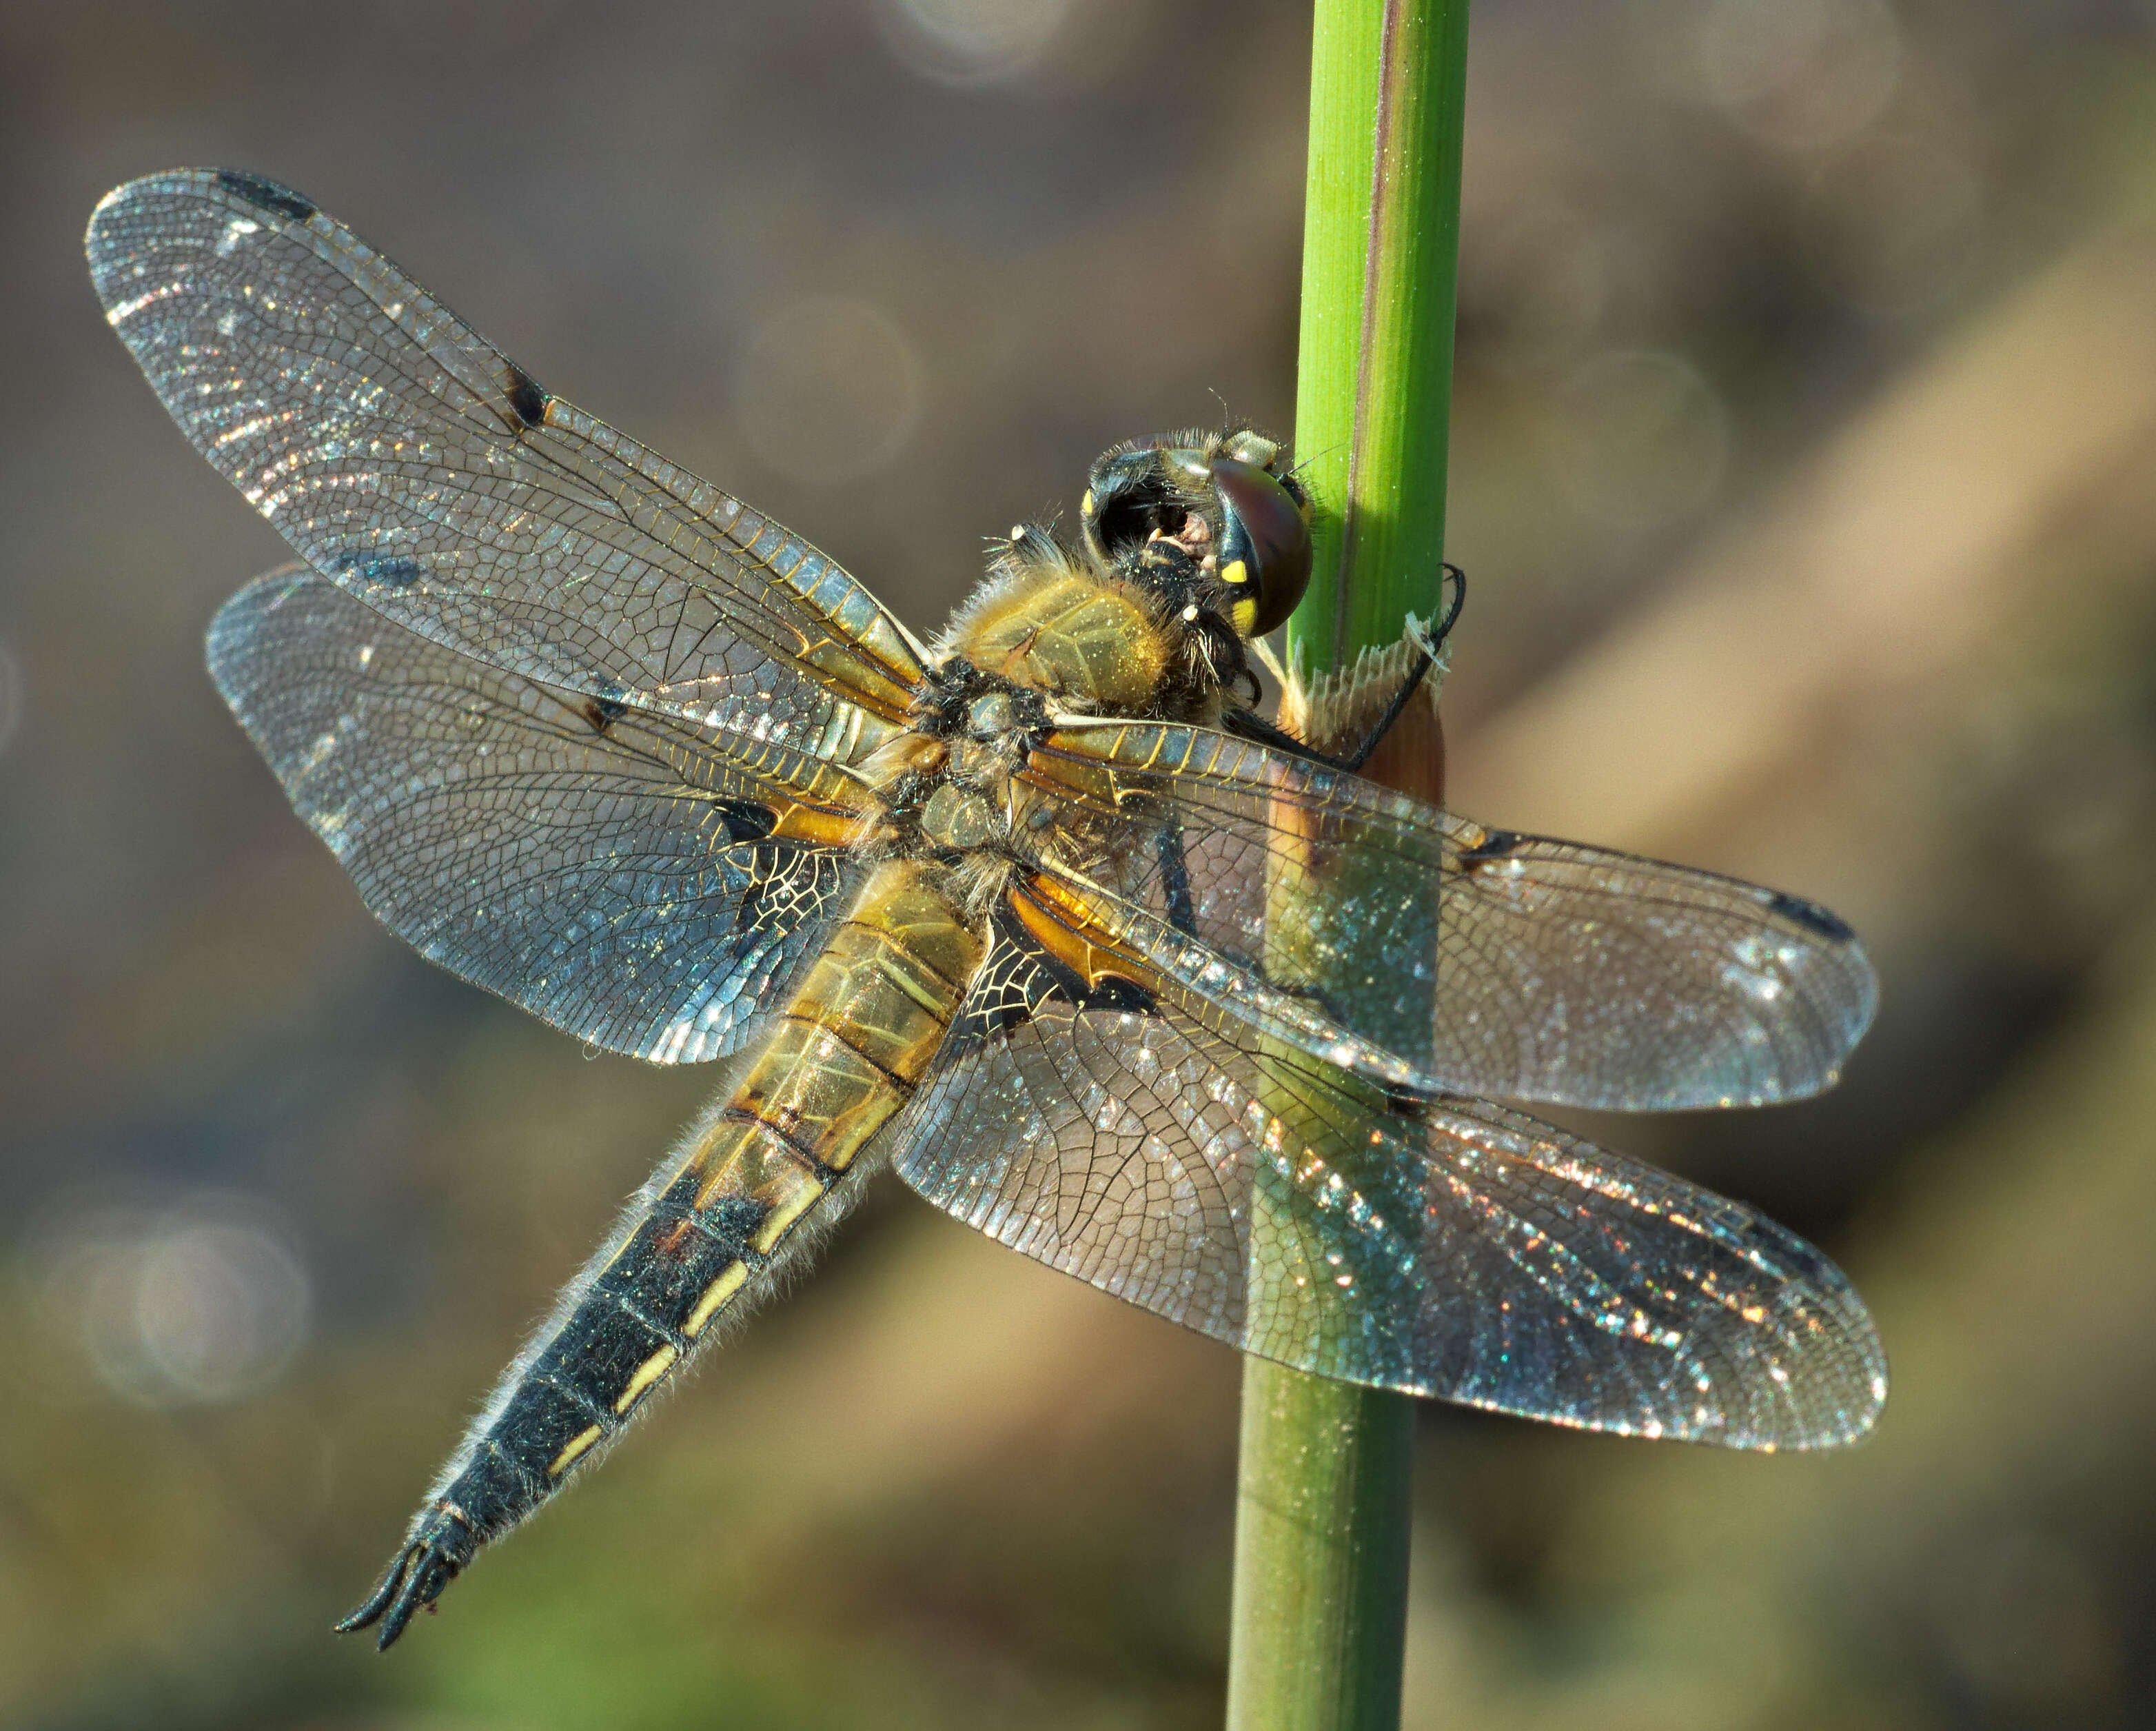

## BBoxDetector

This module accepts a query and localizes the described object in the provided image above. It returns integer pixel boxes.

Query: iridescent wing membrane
[209,567,862,1063]
[89,168,907,1063]
[1020,720,1877,1110]
[971,725,1884,1443]
[86,170,923,761]
[892,914,1882,1446]
[93,169,1884,1451]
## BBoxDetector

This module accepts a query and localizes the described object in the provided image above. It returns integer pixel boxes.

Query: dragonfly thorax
[917,781,1001,852]
[859,654,1054,877]
[93,169,1886,1654]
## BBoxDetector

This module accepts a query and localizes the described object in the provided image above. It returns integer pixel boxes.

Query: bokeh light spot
[733,295,925,487]
[41,1199,311,1408]
[1547,349,1731,531]
[1804,130,1986,316]
[1695,0,1902,153]
[875,0,1075,86]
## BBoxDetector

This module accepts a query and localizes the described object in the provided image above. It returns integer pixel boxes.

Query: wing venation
[210,567,862,1064]
[88,168,923,798]
[891,918,1886,1448]
[1024,720,1878,1111]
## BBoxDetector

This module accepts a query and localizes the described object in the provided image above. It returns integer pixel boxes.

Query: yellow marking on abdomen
[684,1262,749,1337]
[731,1022,902,1172]
[615,1344,678,1413]
[752,1180,832,1254]
[660,862,985,1350]
[783,920,967,1079]
[550,1424,604,1477]
[875,951,954,1020]
[687,1110,826,1214]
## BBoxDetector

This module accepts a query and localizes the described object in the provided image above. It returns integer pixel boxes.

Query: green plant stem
[1288,0,1471,678]
[1227,1370,1418,1730]
[1224,4,1470,1729]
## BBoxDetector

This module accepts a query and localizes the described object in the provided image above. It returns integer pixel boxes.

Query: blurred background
[3,0,2154,1724]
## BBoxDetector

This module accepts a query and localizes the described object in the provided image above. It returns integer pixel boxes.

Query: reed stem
[1223,4,1471,1728]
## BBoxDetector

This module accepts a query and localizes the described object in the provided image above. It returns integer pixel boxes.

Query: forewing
[1023,721,1877,1110]
[210,567,864,1063]
[88,168,924,788]
[890,918,1886,1448]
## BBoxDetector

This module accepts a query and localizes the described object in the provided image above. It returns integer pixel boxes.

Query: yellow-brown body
[389,549,1214,1590]
[420,861,979,1506]
[318,411,1318,1643]
[948,563,1174,713]
[95,156,1336,1648]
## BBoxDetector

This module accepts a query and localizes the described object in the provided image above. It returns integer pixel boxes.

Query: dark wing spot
[711,798,777,844]
[329,549,425,590]
[963,905,1159,1041]
[581,696,629,733]
[1155,824,1197,935]
[215,170,316,223]
[1382,1081,1443,1117]
[1079,974,1156,1015]
[504,364,550,429]
[1458,827,1525,865]
[1767,889,1855,942]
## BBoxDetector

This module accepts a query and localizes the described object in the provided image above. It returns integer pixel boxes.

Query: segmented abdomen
[405,859,982,1565]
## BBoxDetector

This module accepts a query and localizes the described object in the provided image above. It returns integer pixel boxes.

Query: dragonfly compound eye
[1079,436,1186,566]
[1209,454,1312,638]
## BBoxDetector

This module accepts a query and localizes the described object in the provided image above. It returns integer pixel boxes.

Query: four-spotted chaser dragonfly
[88,169,1885,1650]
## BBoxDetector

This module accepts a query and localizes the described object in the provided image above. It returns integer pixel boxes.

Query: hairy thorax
[857,547,1216,915]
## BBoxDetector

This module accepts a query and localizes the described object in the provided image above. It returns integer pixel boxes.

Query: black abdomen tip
[337,1506,476,1650]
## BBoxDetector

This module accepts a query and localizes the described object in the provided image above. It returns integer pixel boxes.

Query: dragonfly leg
[1332,563,1465,772]
[1223,564,1465,774]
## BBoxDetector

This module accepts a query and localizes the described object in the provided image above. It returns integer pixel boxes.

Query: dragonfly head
[1080,429,1312,640]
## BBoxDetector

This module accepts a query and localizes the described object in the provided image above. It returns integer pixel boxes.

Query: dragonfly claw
[336,1506,476,1650]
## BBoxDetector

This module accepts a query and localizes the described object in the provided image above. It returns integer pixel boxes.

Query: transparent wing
[210,567,865,1064]
[88,168,924,793]
[889,913,1886,1448]
[1022,720,1877,1111]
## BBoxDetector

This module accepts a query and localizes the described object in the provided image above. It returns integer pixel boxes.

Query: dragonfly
[88,168,1886,1650]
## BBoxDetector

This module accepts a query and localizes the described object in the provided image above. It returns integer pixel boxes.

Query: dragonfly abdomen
[343,860,982,1646]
